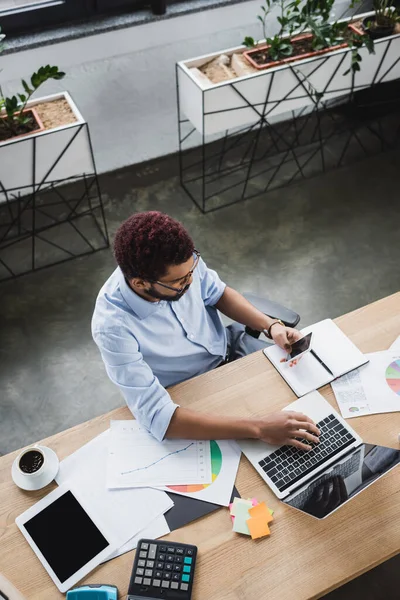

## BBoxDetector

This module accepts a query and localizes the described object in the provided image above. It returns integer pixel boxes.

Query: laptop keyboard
[258,414,357,492]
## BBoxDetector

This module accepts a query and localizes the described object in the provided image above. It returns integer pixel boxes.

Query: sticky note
[246,516,271,540]
[232,513,251,535]
[230,498,252,517]
[248,502,274,524]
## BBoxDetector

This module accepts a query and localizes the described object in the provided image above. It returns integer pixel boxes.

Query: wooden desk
[1,293,399,600]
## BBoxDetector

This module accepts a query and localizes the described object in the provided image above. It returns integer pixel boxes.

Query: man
[92,212,319,449]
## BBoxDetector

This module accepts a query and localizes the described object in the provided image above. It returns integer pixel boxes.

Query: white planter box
[0,91,93,202]
[177,10,400,136]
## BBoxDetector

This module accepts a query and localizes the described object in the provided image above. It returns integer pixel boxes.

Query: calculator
[127,539,197,600]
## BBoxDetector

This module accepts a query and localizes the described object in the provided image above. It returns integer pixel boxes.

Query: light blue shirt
[92,258,227,441]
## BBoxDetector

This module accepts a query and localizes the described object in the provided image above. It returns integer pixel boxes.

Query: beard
[145,283,191,302]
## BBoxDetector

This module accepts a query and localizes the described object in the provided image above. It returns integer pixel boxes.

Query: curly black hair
[113,211,195,280]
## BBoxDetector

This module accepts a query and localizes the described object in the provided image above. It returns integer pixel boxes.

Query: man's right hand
[256,411,320,451]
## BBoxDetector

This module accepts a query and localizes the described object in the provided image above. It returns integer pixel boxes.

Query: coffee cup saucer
[12,446,59,491]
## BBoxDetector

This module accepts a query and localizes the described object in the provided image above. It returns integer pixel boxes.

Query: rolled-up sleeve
[198,258,226,307]
[93,329,179,441]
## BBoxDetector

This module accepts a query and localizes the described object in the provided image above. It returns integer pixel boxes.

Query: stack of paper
[229,497,274,540]
[56,430,174,561]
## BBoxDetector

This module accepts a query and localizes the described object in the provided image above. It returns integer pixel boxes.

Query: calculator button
[136,568,144,576]
[141,543,149,550]
[138,560,146,568]
[155,570,163,579]
[159,554,165,561]
[153,580,161,587]
[186,549,194,556]
[171,582,179,590]
[161,581,170,589]
[181,583,189,591]
[172,573,180,581]
[148,544,157,560]
[183,565,191,574]
[176,548,184,555]
[156,562,164,570]
[175,556,183,564]
[174,565,182,572]
[139,551,147,559]
[182,574,190,583]
[184,557,192,565]
[167,555,174,562]
[164,573,171,580]
[146,560,154,568]
[165,564,173,571]
[143,578,151,586]
[167,547,175,553]
[160,545,167,552]
[145,569,153,577]
[134,577,143,585]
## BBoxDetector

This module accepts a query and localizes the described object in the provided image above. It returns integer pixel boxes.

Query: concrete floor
[1,147,399,598]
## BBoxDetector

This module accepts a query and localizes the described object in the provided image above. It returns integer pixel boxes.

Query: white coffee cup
[12,445,59,491]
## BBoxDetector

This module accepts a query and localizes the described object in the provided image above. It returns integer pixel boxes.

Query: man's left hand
[271,325,302,354]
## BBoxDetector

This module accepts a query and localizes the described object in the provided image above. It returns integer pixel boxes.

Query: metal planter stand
[0,120,109,282]
[176,43,400,214]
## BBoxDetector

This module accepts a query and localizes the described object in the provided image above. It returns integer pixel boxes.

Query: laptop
[239,391,400,519]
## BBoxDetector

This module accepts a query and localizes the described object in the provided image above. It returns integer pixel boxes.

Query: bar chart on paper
[107,420,212,489]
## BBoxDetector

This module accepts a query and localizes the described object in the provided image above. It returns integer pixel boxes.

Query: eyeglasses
[152,250,200,293]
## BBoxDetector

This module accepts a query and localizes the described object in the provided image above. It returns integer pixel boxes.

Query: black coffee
[19,450,44,474]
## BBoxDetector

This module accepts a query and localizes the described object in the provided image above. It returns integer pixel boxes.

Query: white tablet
[15,484,119,593]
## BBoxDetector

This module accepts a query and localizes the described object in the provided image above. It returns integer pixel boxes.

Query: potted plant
[0,38,96,200]
[362,0,399,39]
[176,5,400,136]
[242,0,373,74]
[0,66,65,143]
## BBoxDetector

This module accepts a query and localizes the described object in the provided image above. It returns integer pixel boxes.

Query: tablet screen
[23,490,109,583]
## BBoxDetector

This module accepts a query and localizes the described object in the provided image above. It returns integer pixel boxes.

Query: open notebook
[263,319,369,397]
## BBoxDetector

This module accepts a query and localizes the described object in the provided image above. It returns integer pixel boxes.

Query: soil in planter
[35,98,77,130]
[0,109,40,142]
[0,98,78,142]
[250,37,317,66]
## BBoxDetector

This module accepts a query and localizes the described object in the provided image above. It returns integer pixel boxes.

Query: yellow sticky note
[248,502,274,524]
[246,516,271,540]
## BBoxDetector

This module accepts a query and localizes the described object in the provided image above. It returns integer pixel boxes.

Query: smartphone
[285,332,313,362]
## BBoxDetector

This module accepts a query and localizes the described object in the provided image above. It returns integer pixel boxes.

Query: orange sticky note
[246,516,271,540]
[248,502,274,524]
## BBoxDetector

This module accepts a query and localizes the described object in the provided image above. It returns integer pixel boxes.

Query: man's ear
[130,277,149,290]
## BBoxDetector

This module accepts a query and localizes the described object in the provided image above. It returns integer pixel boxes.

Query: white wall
[1,0,351,174]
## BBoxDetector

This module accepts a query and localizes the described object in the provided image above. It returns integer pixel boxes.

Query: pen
[310,350,335,378]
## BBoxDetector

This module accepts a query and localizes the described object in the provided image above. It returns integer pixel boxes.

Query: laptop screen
[283,443,400,519]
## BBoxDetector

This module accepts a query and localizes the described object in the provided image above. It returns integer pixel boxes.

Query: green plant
[344,32,375,75]
[372,0,399,27]
[0,65,65,136]
[243,0,303,60]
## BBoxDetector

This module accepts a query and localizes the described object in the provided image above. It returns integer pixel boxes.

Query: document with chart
[107,421,212,489]
[331,351,400,418]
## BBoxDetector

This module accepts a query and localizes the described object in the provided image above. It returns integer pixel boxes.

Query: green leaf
[243,36,256,48]
[18,94,27,103]
[31,73,40,88]
[22,80,33,95]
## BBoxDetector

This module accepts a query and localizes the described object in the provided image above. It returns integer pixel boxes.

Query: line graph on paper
[106,421,212,489]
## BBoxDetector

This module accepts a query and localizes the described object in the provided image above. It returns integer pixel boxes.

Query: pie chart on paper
[167,440,222,493]
[385,360,400,396]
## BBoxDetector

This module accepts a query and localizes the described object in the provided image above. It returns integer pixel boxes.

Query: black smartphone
[286,332,313,361]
